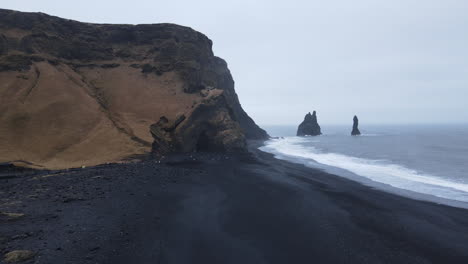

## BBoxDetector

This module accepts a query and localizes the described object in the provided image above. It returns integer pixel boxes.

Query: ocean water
[260,124,468,206]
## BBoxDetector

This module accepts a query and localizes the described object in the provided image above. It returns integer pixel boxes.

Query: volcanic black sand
[2,143,468,264]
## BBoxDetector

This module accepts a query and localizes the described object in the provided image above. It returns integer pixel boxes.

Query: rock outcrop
[0,9,268,169]
[351,115,361,136]
[3,250,35,263]
[297,111,322,136]
[149,92,246,154]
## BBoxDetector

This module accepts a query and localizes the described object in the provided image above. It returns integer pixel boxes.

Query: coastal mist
[261,124,468,205]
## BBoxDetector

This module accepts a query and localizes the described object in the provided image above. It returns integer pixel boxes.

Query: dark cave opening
[196,130,221,152]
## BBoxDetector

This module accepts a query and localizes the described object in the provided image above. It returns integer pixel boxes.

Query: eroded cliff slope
[0,9,267,169]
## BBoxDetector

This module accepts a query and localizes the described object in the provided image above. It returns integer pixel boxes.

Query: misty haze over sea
[261,124,468,206]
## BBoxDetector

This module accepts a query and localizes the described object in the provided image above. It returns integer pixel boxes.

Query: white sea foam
[260,137,468,203]
[359,133,380,137]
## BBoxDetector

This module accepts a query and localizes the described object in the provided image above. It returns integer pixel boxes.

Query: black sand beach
[2,143,468,264]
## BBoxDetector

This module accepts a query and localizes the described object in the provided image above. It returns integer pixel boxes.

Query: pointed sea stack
[351,115,361,136]
[297,111,322,136]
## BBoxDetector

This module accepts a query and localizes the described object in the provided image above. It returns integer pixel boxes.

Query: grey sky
[3,0,468,125]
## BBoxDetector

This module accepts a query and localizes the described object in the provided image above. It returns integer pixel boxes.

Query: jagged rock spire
[297,111,322,136]
[351,115,361,136]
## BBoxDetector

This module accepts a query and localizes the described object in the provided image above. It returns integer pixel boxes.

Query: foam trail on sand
[260,137,468,203]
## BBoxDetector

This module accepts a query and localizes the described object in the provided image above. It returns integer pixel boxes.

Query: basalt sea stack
[351,115,361,135]
[0,9,268,169]
[297,111,322,136]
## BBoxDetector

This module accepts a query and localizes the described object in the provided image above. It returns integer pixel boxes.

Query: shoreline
[2,144,468,263]
[260,136,468,209]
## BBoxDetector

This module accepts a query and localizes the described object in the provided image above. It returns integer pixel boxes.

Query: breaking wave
[260,137,468,204]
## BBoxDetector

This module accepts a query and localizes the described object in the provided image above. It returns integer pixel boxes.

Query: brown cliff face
[0,9,268,169]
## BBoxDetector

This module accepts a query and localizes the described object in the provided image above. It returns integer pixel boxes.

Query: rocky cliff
[297,111,321,136]
[0,9,268,169]
[351,115,361,136]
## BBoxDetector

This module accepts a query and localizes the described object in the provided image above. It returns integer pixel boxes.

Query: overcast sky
[3,0,468,125]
